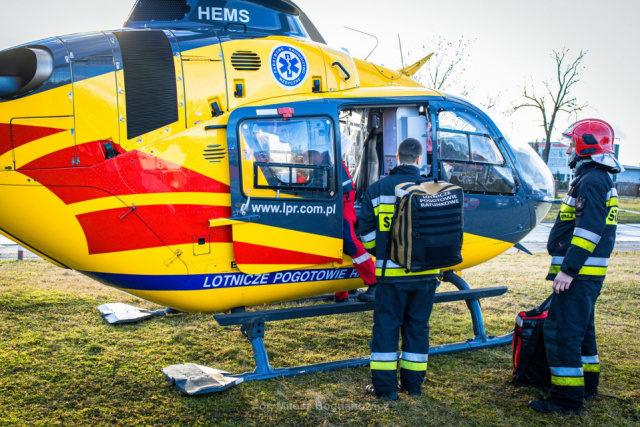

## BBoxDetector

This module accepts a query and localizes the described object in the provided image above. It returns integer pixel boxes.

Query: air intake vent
[114,31,179,140]
[231,51,261,71]
[203,145,226,163]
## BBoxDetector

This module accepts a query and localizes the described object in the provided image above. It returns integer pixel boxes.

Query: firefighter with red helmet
[529,119,624,414]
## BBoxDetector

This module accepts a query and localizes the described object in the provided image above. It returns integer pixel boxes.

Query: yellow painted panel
[182,43,227,127]
[0,85,74,123]
[68,192,231,216]
[446,233,514,271]
[232,223,342,257]
[319,45,360,92]
[136,123,232,186]
[73,71,119,146]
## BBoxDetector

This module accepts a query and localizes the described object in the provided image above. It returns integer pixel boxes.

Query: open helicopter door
[430,101,532,254]
[222,106,344,275]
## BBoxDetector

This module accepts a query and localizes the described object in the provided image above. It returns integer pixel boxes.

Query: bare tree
[510,48,588,163]
[408,37,503,113]
[410,36,473,93]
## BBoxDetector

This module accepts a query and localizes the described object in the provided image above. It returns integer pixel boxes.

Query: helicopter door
[224,111,343,275]
[62,33,119,166]
[432,103,531,240]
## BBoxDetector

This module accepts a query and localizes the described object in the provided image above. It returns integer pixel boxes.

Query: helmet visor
[559,134,574,147]
[561,123,576,141]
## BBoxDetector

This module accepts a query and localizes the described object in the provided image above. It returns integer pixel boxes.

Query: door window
[437,109,515,194]
[239,118,336,199]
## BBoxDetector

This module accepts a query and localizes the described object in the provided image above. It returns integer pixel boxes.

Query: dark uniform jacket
[359,165,439,281]
[547,162,618,281]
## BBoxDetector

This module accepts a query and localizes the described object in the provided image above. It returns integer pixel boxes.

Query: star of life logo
[269,45,308,89]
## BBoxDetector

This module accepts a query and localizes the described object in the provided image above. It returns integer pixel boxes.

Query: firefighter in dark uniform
[530,119,624,414]
[359,138,439,400]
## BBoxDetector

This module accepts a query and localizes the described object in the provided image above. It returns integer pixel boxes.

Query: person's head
[397,138,423,166]
[561,119,615,168]
[305,150,324,165]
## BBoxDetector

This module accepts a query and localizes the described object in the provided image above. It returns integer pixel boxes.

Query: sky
[1,0,639,165]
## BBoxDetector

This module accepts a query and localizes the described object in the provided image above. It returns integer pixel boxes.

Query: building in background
[529,141,621,183]
[529,141,572,182]
[616,165,640,197]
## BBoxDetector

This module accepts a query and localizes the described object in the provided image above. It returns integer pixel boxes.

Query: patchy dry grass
[1,253,639,426]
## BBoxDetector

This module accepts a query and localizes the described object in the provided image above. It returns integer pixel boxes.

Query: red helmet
[561,119,615,157]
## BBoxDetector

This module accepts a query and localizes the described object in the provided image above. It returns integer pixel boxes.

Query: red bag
[512,296,552,388]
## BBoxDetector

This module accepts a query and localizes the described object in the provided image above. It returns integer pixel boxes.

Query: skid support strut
[162,280,513,394]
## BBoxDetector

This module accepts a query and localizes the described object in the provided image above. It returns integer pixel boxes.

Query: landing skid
[97,303,184,324]
[163,272,512,395]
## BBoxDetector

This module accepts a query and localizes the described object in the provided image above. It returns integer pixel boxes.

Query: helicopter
[0,0,555,394]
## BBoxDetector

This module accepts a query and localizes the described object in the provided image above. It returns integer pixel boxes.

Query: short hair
[398,138,423,164]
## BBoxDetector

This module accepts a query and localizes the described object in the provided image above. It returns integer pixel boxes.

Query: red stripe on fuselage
[20,143,230,204]
[0,123,66,158]
[233,242,338,266]
[77,204,232,255]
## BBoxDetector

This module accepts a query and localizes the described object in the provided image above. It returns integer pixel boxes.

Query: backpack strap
[381,190,404,283]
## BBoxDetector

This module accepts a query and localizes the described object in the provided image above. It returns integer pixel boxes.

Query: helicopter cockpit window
[239,118,336,199]
[437,109,515,194]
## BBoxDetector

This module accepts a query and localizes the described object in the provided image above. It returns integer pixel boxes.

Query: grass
[542,196,640,223]
[1,254,639,426]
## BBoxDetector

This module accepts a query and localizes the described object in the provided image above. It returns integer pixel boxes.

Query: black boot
[365,384,398,401]
[529,398,582,415]
[398,381,421,397]
[357,285,376,302]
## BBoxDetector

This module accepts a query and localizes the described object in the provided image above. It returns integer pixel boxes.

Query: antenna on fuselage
[344,26,379,61]
[398,34,406,73]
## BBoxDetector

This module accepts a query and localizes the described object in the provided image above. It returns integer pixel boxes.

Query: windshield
[506,139,555,199]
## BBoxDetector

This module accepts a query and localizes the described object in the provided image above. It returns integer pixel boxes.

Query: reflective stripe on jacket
[546,162,617,281]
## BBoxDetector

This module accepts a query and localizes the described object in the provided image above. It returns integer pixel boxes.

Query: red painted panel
[22,147,230,205]
[49,186,114,205]
[76,204,232,255]
[77,207,168,255]
[0,123,66,158]
[115,151,230,194]
[134,204,232,246]
[233,241,337,266]
[21,160,130,205]
[75,140,110,166]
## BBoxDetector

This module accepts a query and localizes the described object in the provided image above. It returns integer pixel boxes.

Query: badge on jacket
[576,196,586,211]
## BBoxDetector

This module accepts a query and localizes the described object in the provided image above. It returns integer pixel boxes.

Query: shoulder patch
[576,196,587,211]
